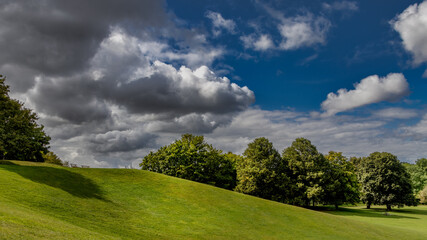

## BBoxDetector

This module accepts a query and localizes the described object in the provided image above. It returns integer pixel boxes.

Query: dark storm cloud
[0,1,255,166]
[29,75,110,124]
[0,0,167,86]
[101,72,254,115]
[88,131,157,153]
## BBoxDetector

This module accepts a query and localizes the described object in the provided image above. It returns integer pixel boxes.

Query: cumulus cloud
[88,130,157,153]
[87,28,254,116]
[241,34,275,51]
[278,14,331,50]
[206,11,236,36]
[321,73,410,116]
[322,1,359,11]
[391,1,427,67]
[24,28,254,165]
[243,3,331,51]
[0,1,254,167]
[0,0,168,80]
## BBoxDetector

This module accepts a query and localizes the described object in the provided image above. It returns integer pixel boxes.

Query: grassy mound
[0,160,425,239]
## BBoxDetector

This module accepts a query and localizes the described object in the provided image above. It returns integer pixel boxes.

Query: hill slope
[0,161,425,239]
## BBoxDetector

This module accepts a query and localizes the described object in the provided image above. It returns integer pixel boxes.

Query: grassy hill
[0,160,426,239]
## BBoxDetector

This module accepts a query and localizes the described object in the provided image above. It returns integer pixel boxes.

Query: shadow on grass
[0,161,106,200]
[390,208,427,216]
[315,206,418,219]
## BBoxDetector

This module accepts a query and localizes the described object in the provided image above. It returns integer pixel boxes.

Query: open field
[0,160,426,239]
[321,205,427,237]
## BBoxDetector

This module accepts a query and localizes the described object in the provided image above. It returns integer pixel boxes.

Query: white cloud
[206,11,236,36]
[0,0,255,168]
[402,113,427,140]
[99,27,224,70]
[373,107,418,119]
[18,27,255,167]
[392,1,427,66]
[204,108,427,163]
[279,14,331,50]
[321,73,410,116]
[48,107,427,167]
[241,34,274,51]
[241,3,331,51]
[322,1,359,11]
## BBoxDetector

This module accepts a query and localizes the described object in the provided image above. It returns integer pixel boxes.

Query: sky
[1,0,427,167]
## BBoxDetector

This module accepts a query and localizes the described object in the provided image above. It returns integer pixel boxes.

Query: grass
[0,160,426,239]
[320,205,427,237]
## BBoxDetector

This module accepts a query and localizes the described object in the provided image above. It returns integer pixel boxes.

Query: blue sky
[1,0,427,167]
[169,0,426,112]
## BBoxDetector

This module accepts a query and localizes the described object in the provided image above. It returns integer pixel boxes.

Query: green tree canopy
[282,138,329,206]
[235,137,290,202]
[140,134,236,190]
[0,75,50,161]
[404,158,427,195]
[42,151,64,166]
[420,185,427,204]
[359,152,416,211]
[323,151,360,209]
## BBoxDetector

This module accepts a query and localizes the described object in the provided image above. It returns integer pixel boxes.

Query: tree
[282,138,329,206]
[42,151,64,166]
[140,134,236,190]
[359,152,417,211]
[235,137,290,202]
[0,75,50,161]
[420,185,427,204]
[404,158,427,195]
[322,151,360,209]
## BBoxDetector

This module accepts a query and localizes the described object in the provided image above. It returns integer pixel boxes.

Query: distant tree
[359,152,417,211]
[322,151,360,209]
[235,137,290,202]
[404,158,427,195]
[140,134,236,190]
[42,151,63,166]
[0,75,50,161]
[282,138,329,206]
[420,185,427,204]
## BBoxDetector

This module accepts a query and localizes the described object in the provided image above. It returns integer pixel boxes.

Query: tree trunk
[334,203,339,210]
[366,202,371,209]
[386,204,392,211]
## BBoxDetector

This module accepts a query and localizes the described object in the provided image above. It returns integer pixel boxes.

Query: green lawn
[321,205,427,237]
[0,160,426,239]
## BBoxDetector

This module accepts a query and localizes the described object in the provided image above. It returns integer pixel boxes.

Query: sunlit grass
[0,160,426,239]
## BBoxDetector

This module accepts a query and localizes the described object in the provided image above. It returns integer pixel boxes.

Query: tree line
[141,134,424,210]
